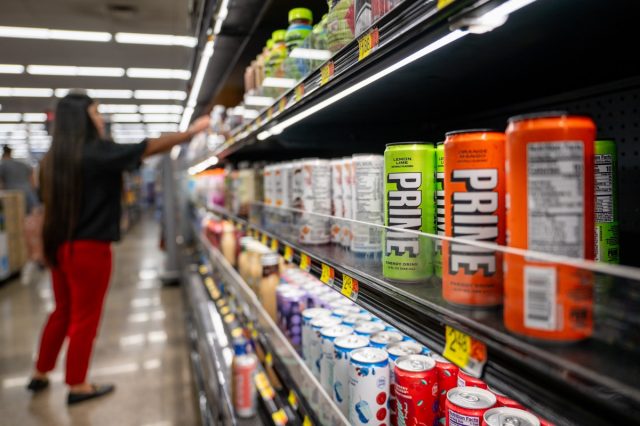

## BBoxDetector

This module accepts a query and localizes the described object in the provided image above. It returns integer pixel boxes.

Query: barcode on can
[524,266,557,331]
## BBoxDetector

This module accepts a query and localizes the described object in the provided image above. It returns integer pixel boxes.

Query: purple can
[277,288,307,350]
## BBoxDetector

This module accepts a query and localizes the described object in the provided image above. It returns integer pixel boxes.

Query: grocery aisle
[0,214,198,426]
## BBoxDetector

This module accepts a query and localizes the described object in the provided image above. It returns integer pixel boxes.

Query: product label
[386,172,422,257]
[524,265,557,330]
[527,142,584,258]
[594,149,619,263]
[435,146,445,277]
[448,409,480,426]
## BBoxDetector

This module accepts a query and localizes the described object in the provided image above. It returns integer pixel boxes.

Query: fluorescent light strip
[142,114,181,123]
[127,68,191,80]
[261,77,297,89]
[0,26,111,42]
[98,104,184,114]
[114,32,196,47]
[188,155,219,175]
[179,107,194,132]
[110,113,142,122]
[0,87,54,97]
[244,95,275,107]
[0,64,25,74]
[22,113,47,122]
[146,123,178,132]
[27,65,125,77]
[139,104,183,114]
[0,113,22,122]
[289,48,332,61]
[55,89,133,99]
[134,90,187,100]
[98,104,138,114]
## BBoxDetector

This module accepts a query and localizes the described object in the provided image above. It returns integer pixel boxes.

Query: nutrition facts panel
[595,153,615,223]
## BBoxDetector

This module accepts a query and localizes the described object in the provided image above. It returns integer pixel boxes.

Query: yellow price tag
[294,84,305,102]
[303,415,312,426]
[231,327,243,338]
[267,107,273,121]
[220,306,231,316]
[299,253,311,272]
[438,0,455,9]
[288,390,298,409]
[216,299,227,308]
[320,263,334,285]
[272,409,288,425]
[271,239,279,251]
[256,116,262,126]
[284,245,294,262]
[279,97,287,113]
[358,28,380,61]
[341,274,359,300]
[252,329,258,339]
[255,372,275,400]
[261,234,268,245]
[265,352,273,367]
[443,325,487,376]
[223,313,235,324]
[320,61,334,86]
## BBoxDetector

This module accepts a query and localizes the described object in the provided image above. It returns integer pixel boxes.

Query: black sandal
[26,378,49,392]
[67,383,115,405]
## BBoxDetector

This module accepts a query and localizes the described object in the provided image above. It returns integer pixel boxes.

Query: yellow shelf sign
[358,27,380,61]
[443,325,487,376]
[320,263,334,285]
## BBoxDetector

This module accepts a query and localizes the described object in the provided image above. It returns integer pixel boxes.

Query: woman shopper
[26,93,209,404]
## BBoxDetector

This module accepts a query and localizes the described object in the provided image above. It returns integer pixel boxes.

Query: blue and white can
[320,325,353,396]
[342,312,373,327]
[354,321,386,337]
[369,330,404,349]
[309,315,341,379]
[349,347,390,426]
[332,306,362,318]
[302,308,331,369]
[333,334,369,417]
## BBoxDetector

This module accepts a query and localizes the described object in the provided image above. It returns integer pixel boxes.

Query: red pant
[35,241,112,385]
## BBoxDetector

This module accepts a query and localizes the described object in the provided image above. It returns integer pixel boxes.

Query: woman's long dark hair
[42,93,99,265]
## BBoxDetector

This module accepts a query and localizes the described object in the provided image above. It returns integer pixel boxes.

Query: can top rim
[386,340,424,356]
[508,110,592,122]
[302,307,331,318]
[334,334,370,349]
[445,128,501,136]
[370,330,404,343]
[395,354,436,372]
[483,407,541,426]
[310,316,342,328]
[350,347,388,363]
[354,321,386,333]
[447,387,496,409]
[385,142,434,147]
[436,140,444,145]
[320,324,353,338]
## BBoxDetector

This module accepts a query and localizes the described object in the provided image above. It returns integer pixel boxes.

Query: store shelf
[200,203,640,426]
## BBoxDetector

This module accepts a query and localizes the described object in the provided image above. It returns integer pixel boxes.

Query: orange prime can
[504,112,595,342]
[442,130,506,307]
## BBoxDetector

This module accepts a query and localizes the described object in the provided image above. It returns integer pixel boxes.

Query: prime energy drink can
[351,154,384,254]
[504,112,595,342]
[333,334,370,417]
[320,325,354,396]
[434,141,445,281]
[383,142,436,282]
[594,140,619,264]
[443,130,506,307]
[349,347,390,426]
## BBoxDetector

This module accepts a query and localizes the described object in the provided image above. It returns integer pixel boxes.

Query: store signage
[284,245,294,262]
[320,263,335,285]
[358,27,380,61]
[341,274,359,301]
[270,239,279,252]
[320,61,335,86]
[299,253,311,272]
[294,84,305,102]
[443,325,487,376]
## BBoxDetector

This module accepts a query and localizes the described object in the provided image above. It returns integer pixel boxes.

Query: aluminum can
[341,157,355,247]
[482,407,540,426]
[435,141,445,280]
[355,0,372,36]
[232,340,257,418]
[292,158,331,244]
[457,370,487,389]
[355,321,386,337]
[443,130,506,307]
[372,0,400,21]
[331,158,345,243]
[333,334,370,417]
[332,306,362,318]
[384,142,436,282]
[342,312,373,327]
[369,330,404,349]
[446,387,496,426]
[309,316,342,378]
[488,386,524,410]
[279,162,293,208]
[430,353,460,420]
[394,355,438,426]
[385,340,426,424]
[594,140,619,263]
[351,154,385,254]
[301,308,331,367]
[504,112,595,341]
[321,325,354,395]
[263,164,274,206]
[349,347,390,425]
[276,288,306,350]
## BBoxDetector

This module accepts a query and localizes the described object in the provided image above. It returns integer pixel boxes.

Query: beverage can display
[482,407,540,426]
[354,320,386,337]
[232,339,257,418]
[349,347,390,426]
[594,140,619,264]
[446,387,496,426]
[351,154,384,254]
[292,158,331,244]
[457,370,487,389]
[341,157,355,247]
[331,158,345,243]
[321,325,354,395]
[504,112,595,342]
[435,141,445,281]
[430,353,460,420]
[302,308,332,369]
[488,386,524,409]
[383,142,436,282]
[333,334,370,417]
[369,330,404,348]
[443,130,506,307]
[342,312,373,327]
[310,316,342,378]
[394,355,438,426]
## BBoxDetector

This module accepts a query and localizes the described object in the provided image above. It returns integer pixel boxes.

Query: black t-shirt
[73,139,147,241]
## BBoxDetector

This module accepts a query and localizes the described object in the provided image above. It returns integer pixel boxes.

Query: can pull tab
[460,392,480,403]
[502,416,522,426]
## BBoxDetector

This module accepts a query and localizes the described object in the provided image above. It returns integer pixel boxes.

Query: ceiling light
[0,87,54,97]
[185,40,214,111]
[244,95,275,107]
[0,64,25,74]
[289,48,332,61]
[143,114,181,123]
[126,68,191,80]
[110,114,141,122]
[22,113,47,122]
[27,65,124,77]
[139,105,183,114]
[55,89,133,99]
[0,113,22,122]
[114,32,197,47]
[0,124,26,131]
[0,26,112,42]
[146,123,178,132]
[188,155,219,175]
[134,90,187,100]
[261,77,297,89]
[179,107,194,132]
[98,104,138,113]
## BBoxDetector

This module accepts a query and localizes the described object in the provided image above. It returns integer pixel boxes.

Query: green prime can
[383,142,436,282]
[434,142,445,279]
[594,140,619,263]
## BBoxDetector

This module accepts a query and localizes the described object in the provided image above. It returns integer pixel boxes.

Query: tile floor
[0,216,199,426]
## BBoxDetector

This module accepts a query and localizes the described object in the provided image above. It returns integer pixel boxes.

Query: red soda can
[482,407,540,426]
[430,354,459,420]
[394,355,438,426]
[457,370,488,389]
[488,386,524,409]
[446,387,496,426]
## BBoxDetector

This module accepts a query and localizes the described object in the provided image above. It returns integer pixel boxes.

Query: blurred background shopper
[27,92,209,404]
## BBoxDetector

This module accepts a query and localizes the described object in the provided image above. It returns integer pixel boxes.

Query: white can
[351,154,384,254]
[349,347,390,426]
[292,158,331,244]
[279,162,293,208]
[272,163,283,208]
[333,334,370,417]
[263,164,274,206]
[354,320,386,337]
[309,316,342,379]
[341,157,354,247]
[320,325,354,396]
[302,308,332,369]
[330,159,345,244]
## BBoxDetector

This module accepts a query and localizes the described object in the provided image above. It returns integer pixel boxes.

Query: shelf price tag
[267,107,274,121]
[256,115,262,126]
[320,61,335,86]
[443,325,487,376]
[270,238,279,252]
[288,390,298,409]
[341,274,359,301]
[255,372,275,400]
[261,233,268,245]
[299,253,311,272]
[302,416,312,426]
[231,327,243,338]
[272,409,289,426]
[294,84,305,102]
[278,97,287,113]
[265,352,273,367]
[437,0,455,9]
[284,245,294,262]
[358,27,380,61]
[320,263,334,285]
